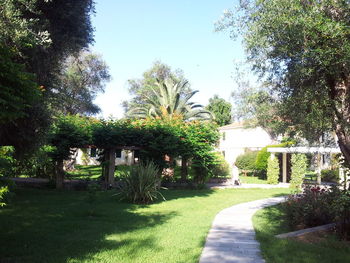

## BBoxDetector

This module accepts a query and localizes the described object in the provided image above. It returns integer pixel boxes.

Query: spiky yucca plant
[117,162,165,204]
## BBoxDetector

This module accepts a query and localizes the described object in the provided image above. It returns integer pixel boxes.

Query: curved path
[199,197,286,263]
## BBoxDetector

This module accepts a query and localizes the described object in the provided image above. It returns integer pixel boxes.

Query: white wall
[75,149,134,166]
[218,126,274,165]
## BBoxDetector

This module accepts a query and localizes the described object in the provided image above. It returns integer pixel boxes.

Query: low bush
[209,152,231,178]
[321,169,339,183]
[116,162,164,204]
[235,151,258,172]
[267,157,279,184]
[284,186,350,240]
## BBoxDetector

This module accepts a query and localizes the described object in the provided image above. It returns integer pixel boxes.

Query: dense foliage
[321,169,339,183]
[255,142,294,177]
[217,0,350,166]
[235,151,258,172]
[48,115,220,187]
[123,61,190,113]
[53,50,111,115]
[0,0,95,154]
[126,79,212,121]
[210,152,231,178]
[285,186,350,239]
[290,154,307,190]
[206,95,232,126]
[267,156,279,184]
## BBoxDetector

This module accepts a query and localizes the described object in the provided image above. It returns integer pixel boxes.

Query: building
[218,122,275,165]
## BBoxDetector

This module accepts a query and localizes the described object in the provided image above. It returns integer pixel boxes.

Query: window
[90,148,97,157]
[115,150,122,158]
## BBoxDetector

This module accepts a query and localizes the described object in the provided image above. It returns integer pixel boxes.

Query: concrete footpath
[199,197,286,263]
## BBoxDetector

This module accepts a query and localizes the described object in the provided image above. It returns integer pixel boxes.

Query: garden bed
[253,204,350,263]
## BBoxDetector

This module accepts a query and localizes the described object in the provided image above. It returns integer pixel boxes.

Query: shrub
[235,151,258,171]
[116,162,164,204]
[209,152,231,178]
[321,169,339,183]
[284,186,350,239]
[290,154,307,190]
[267,156,279,184]
[255,141,294,177]
[284,186,335,229]
[0,186,9,207]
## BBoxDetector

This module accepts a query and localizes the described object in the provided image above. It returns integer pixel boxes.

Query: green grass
[0,188,290,263]
[240,175,267,184]
[253,204,350,263]
[67,165,131,180]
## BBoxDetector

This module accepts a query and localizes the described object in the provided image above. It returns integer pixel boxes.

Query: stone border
[275,223,336,239]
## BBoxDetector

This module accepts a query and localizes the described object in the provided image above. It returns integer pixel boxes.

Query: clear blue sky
[92,0,244,118]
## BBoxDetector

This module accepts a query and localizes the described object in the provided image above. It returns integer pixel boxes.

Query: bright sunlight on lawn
[253,204,350,263]
[0,188,290,263]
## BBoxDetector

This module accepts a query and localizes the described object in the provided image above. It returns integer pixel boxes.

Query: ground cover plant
[253,204,350,263]
[0,188,289,263]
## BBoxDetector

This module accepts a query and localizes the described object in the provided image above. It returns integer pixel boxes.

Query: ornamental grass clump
[117,162,165,204]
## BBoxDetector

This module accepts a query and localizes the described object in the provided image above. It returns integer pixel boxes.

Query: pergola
[88,145,142,188]
[267,147,341,184]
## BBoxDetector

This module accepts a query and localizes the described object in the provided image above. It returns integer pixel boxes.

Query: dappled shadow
[253,204,350,263]
[158,188,215,202]
[0,188,176,263]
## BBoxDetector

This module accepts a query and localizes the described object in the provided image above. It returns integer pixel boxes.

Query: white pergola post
[270,153,275,160]
[130,150,135,165]
[282,153,287,183]
[316,153,322,185]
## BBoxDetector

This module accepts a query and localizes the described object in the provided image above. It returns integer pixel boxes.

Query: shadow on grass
[254,204,350,263]
[0,188,176,263]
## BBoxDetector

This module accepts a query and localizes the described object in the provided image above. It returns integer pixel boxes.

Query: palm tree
[126,79,212,121]
[126,78,213,180]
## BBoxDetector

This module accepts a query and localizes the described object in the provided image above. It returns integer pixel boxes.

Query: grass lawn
[0,188,290,263]
[253,204,350,263]
[240,175,267,184]
[67,165,130,180]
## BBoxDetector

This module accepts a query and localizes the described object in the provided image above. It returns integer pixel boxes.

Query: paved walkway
[199,197,286,263]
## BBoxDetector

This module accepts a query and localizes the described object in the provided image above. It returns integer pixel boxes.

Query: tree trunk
[181,156,188,182]
[329,77,350,167]
[104,149,115,189]
[55,160,64,189]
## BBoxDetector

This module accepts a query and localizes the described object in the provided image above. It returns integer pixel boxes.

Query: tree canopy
[206,95,232,126]
[52,50,111,116]
[217,0,350,164]
[123,61,191,113]
[0,0,96,153]
[126,79,212,121]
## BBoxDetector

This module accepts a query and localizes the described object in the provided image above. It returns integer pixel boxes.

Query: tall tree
[123,61,191,113]
[126,79,212,121]
[206,95,232,126]
[217,0,350,165]
[0,0,95,152]
[53,50,111,116]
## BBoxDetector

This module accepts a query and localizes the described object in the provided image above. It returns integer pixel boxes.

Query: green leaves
[290,154,307,190]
